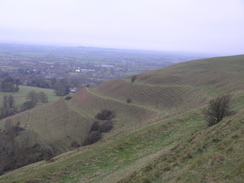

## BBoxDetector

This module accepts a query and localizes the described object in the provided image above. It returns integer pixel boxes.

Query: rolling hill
[0,55,243,182]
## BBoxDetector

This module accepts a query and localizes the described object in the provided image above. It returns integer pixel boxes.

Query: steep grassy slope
[0,91,243,183]
[0,55,243,182]
[0,98,93,153]
[93,55,244,112]
[0,55,242,153]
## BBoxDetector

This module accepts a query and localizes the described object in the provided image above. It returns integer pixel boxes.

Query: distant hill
[0,55,243,182]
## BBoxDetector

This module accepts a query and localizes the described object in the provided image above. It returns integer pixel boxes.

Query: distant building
[70,88,77,93]
[101,65,114,68]
[45,75,54,80]
[116,68,125,72]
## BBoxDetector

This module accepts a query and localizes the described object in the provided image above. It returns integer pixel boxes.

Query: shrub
[99,121,113,133]
[65,95,72,100]
[82,131,102,146]
[127,98,132,103]
[20,100,36,111]
[95,109,115,120]
[89,121,100,132]
[203,94,234,126]
[71,141,80,148]
[131,75,137,83]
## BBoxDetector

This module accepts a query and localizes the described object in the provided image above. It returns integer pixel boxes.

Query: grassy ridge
[93,79,209,113]
[71,88,158,132]
[0,98,93,153]
[0,55,243,182]
[133,55,244,92]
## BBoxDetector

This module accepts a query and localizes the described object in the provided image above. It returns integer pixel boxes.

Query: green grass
[0,55,243,182]
[0,85,61,107]
[199,85,220,97]
[69,72,82,76]
[1,95,243,182]
[0,108,206,182]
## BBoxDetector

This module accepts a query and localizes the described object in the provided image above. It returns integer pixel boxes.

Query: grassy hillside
[0,55,243,182]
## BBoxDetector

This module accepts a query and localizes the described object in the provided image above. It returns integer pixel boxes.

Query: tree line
[0,91,48,119]
[0,120,55,175]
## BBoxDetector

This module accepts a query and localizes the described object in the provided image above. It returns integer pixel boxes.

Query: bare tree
[204,94,234,126]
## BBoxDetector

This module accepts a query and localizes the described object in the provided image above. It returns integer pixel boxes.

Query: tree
[131,75,137,83]
[26,91,38,104]
[0,121,55,175]
[38,92,48,103]
[20,100,37,111]
[1,77,19,92]
[203,94,234,126]
[7,95,15,108]
[54,80,70,96]
[3,95,8,108]
[0,95,16,119]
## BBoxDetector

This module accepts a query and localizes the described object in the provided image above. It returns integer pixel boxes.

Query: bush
[99,121,113,133]
[89,121,100,132]
[20,100,36,111]
[65,95,72,100]
[82,131,102,146]
[204,94,234,126]
[131,75,137,83]
[95,109,115,120]
[71,141,80,148]
[127,98,132,103]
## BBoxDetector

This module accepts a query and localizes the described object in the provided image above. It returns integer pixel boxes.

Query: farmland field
[0,85,61,107]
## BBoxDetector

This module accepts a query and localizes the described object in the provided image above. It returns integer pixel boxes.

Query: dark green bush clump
[82,131,102,146]
[82,110,115,146]
[131,75,137,83]
[95,109,115,120]
[65,95,72,100]
[99,121,113,133]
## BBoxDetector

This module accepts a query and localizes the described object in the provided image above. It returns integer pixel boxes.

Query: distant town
[0,43,209,95]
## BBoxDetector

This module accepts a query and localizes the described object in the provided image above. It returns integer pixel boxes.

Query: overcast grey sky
[0,0,243,55]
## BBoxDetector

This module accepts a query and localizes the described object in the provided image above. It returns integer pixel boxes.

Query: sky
[0,0,244,55]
